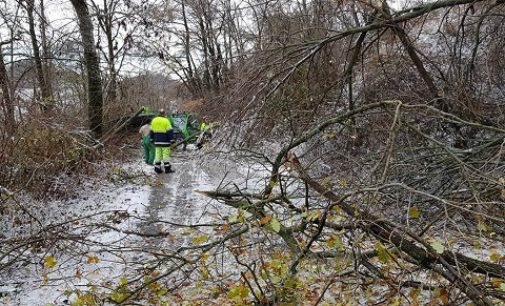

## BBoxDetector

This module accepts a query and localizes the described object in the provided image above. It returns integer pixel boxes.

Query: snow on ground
[0,145,269,305]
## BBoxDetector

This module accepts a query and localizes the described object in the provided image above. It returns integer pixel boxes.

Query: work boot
[154,162,163,174]
[164,162,175,173]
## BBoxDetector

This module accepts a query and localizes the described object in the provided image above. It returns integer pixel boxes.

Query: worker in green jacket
[139,122,155,165]
[150,109,175,173]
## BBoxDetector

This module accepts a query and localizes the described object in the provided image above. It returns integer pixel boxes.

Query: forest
[1,0,505,305]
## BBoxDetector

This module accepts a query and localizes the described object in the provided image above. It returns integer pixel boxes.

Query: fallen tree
[200,100,505,305]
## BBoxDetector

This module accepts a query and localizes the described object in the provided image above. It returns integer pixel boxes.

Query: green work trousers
[154,146,171,163]
[142,136,155,165]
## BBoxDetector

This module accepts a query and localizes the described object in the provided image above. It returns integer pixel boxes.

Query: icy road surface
[0,146,270,305]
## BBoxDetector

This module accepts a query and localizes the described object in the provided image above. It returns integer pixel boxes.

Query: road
[1,146,264,305]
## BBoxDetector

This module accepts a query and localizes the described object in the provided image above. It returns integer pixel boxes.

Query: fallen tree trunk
[98,107,145,146]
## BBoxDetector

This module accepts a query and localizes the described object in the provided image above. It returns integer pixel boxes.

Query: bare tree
[0,44,14,130]
[38,0,53,104]
[25,0,53,111]
[70,0,103,138]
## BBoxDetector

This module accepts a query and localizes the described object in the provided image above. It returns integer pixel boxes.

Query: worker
[139,122,155,165]
[150,109,175,173]
[196,120,213,150]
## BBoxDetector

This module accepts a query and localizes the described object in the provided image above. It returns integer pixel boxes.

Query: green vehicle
[169,113,200,144]
[133,108,200,145]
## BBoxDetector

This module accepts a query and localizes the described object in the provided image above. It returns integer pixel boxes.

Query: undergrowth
[0,117,139,199]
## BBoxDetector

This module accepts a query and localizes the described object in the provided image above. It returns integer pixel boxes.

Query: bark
[345,31,367,115]
[101,0,117,105]
[343,10,378,114]
[26,0,52,111]
[204,11,220,91]
[0,48,15,130]
[39,0,53,104]
[198,15,211,90]
[70,0,103,138]
[181,0,200,96]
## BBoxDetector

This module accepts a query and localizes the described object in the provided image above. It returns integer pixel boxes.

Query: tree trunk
[102,0,117,106]
[39,0,54,105]
[70,0,103,138]
[181,0,200,96]
[198,16,212,91]
[0,48,15,131]
[392,26,439,96]
[380,1,439,99]
[343,10,378,119]
[26,0,52,111]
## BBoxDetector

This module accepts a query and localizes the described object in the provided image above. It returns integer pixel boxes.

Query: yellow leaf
[200,253,209,262]
[228,283,249,300]
[336,178,348,187]
[201,264,211,280]
[267,180,276,189]
[268,217,281,233]
[120,276,128,286]
[491,278,502,288]
[390,296,401,306]
[44,255,57,269]
[490,250,501,262]
[408,207,420,219]
[86,255,100,264]
[375,242,390,263]
[320,177,331,189]
[328,235,345,252]
[472,240,481,248]
[110,290,126,303]
[324,131,336,139]
[191,234,209,244]
[327,235,336,248]
[305,210,322,222]
[477,221,490,232]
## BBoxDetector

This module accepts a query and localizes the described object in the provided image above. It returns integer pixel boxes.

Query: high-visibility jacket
[150,116,174,147]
